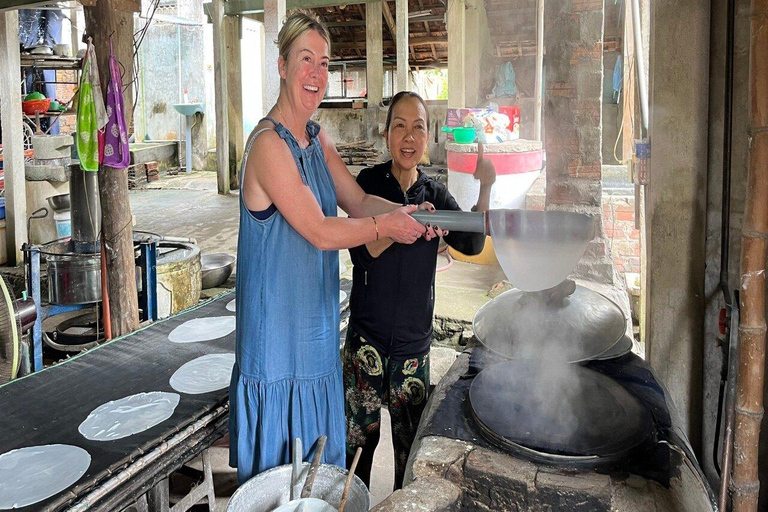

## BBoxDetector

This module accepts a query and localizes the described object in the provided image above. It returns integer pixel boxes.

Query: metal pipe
[533,0,544,141]
[411,210,487,234]
[630,0,649,133]
[732,0,768,509]
[715,0,736,506]
[100,235,112,341]
[718,0,735,309]
[67,405,228,512]
[720,305,740,511]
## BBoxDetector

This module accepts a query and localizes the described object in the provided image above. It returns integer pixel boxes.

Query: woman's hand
[416,202,450,240]
[473,142,496,187]
[378,204,427,244]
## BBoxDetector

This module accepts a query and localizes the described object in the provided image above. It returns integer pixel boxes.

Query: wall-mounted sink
[172,103,205,173]
[173,103,205,117]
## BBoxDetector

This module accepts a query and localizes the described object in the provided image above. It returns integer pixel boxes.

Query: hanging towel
[77,40,108,172]
[102,37,130,168]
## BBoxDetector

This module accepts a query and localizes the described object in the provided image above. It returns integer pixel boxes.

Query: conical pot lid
[472,284,626,363]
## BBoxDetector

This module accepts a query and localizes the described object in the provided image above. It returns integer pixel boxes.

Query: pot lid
[473,284,626,363]
[468,361,654,462]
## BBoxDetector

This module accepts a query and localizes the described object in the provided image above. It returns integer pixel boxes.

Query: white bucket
[53,210,72,238]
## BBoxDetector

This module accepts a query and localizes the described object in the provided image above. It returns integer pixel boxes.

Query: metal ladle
[411,209,594,291]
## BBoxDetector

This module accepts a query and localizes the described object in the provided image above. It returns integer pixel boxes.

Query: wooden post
[212,0,230,195]
[533,0,544,142]
[365,1,383,107]
[395,0,409,91]
[225,15,243,190]
[447,0,465,108]
[263,0,286,113]
[621,0,635,162]
[731,0,768,510]
[83,0,140,337]
[0,11,27,265]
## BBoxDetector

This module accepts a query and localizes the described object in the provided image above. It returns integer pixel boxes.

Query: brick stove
[372,281,716,512]
[383,347,717,512]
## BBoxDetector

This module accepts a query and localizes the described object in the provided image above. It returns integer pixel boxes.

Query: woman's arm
[244,130,427,250]
[473,142,496,212]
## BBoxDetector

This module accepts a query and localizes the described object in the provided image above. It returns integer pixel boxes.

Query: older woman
[344,91,495,489]
[230,13,434,483]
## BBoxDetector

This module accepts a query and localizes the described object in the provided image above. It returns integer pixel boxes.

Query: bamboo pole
[731,0,768,510]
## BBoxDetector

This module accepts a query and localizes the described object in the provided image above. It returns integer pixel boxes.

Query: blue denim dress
[229,117,345,483]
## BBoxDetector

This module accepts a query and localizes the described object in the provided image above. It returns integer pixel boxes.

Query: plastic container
[54,210,71,238]
[441,126,476,144]
[500,106,521,140]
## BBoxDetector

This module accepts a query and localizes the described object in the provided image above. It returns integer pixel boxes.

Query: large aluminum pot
[42,241,101,305]
[227,463,369,512]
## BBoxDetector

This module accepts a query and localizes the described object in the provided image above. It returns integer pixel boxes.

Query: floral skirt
[342,329,429,490]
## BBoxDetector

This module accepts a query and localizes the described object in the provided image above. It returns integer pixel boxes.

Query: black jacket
[349,161,486,360]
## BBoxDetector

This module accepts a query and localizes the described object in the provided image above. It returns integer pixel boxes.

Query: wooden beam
[366,1,383,106]
[263,0,285,113]
[533,0,543,141]
[212,0,230,194]
[382,1,397,42]
[225,15,243,190]
[208,0,382,16]
[0,11,26,265]
[333,36,446,51]
[447,0,464,107]
[396,0,409,90]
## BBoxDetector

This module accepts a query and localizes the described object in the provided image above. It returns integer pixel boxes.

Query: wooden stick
[300,435,327,499]
[731,1,768,510]
[338,447,362,512]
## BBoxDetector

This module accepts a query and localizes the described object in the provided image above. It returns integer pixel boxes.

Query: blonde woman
[229,12,436,483]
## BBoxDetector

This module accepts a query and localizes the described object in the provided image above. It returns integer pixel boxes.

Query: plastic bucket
[54,210,72,238]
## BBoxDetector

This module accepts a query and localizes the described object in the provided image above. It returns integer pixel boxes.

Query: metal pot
[227,463,369,512]
[42,241,101,305]
[46,193,71,213]
[201,253,236,289]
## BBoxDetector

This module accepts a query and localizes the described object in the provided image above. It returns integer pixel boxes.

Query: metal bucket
[155,242,201,319]
[43,241,101,305]
[227,463,370,512]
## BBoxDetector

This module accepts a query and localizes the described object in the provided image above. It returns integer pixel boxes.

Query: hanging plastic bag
[492,61,518,98]
[102,36,130,168]
[76,39,108,172]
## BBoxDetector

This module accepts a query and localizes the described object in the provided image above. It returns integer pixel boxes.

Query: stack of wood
[335,142,381,167]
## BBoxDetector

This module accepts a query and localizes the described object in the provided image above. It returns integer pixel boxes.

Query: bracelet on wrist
[372,216,379,240]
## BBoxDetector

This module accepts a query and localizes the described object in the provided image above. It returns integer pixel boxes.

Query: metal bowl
[201,253,236,289]
[46,193,71,213]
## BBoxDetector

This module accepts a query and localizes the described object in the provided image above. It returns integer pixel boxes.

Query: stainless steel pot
[42,241,101,305]
[227,463,369,512]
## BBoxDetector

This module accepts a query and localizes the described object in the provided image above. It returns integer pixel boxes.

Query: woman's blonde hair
[277,10,331,62]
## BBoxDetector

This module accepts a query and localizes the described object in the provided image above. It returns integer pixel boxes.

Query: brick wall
[54,69,78,135]
[544,0,613,283]
[603,194,641,274]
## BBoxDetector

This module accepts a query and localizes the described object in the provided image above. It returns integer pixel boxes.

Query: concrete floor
[128,172,504,507]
